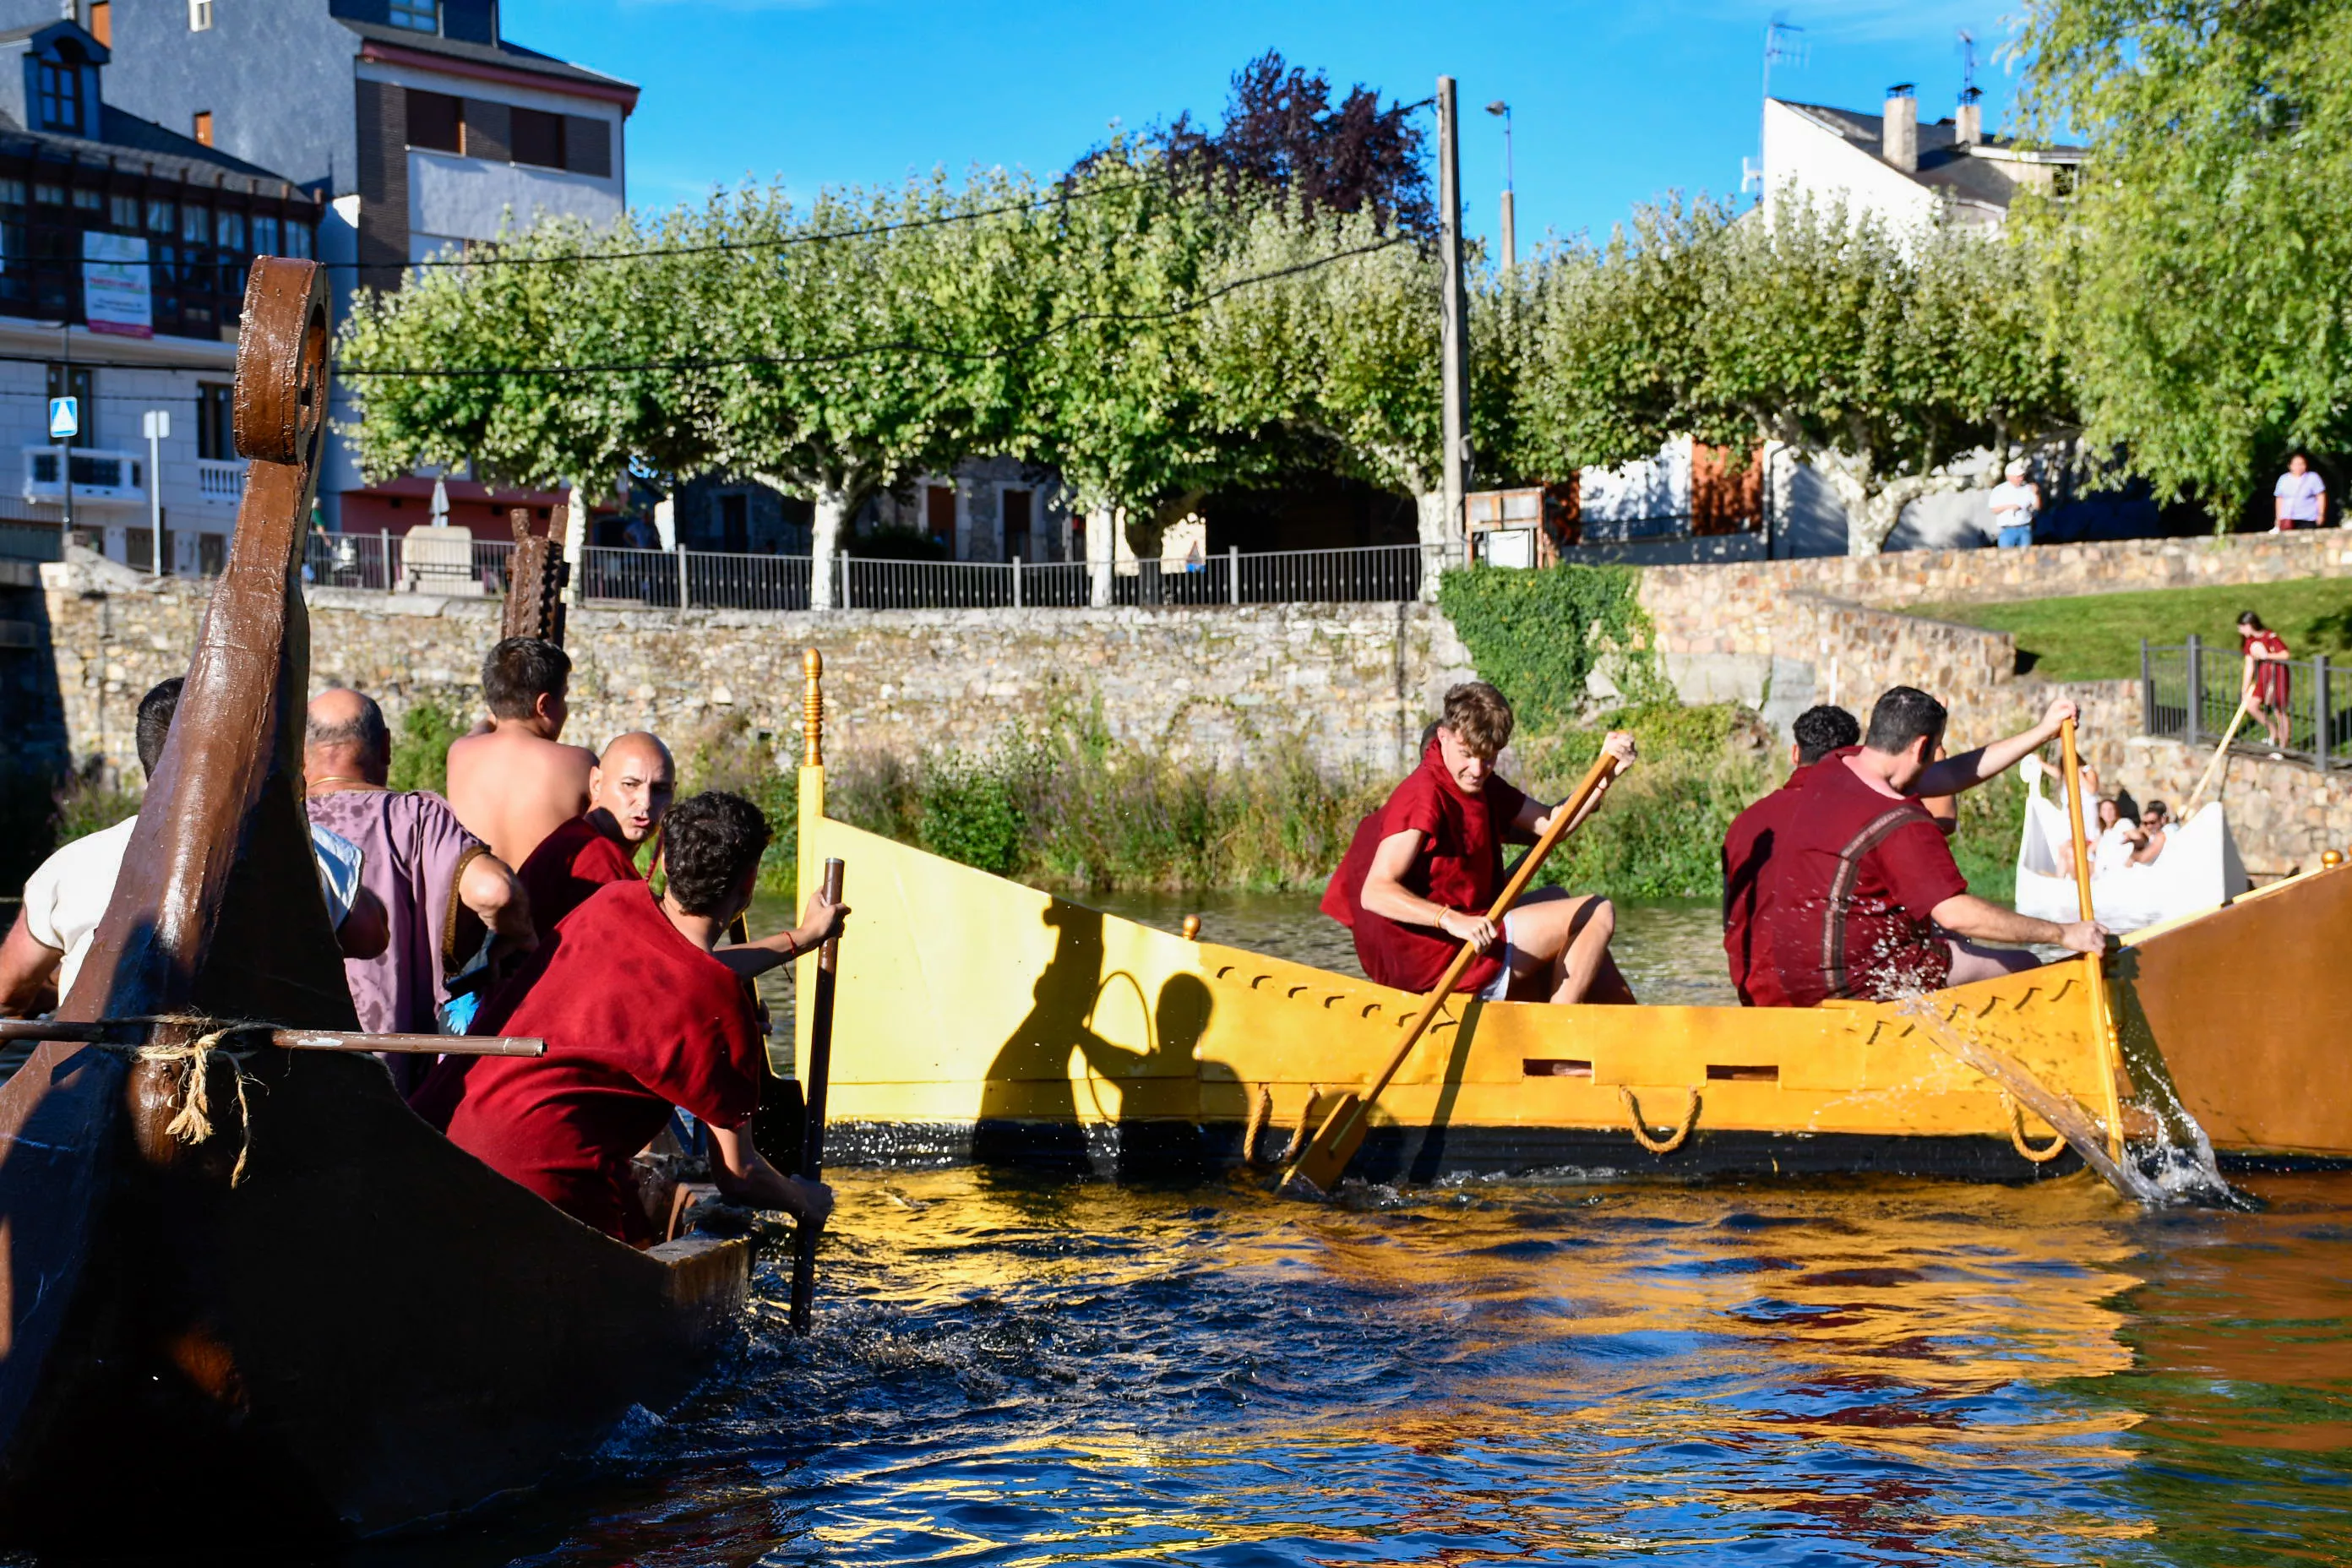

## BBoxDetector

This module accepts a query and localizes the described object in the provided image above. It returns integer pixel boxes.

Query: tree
[2018,0,2352,520]
[1513,196,2077,553]
[1148,50,1433,234]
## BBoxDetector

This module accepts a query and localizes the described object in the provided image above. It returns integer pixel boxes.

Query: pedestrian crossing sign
[46,397,76,440]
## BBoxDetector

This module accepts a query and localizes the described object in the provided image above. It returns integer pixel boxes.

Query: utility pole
[1486,100,1515,270]
[1437,76,1472,548]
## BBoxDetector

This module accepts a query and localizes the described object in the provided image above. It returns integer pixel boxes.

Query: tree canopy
[2018,0,2352,518]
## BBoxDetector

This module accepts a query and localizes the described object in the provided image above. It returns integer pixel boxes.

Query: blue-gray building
[37,0,636,533]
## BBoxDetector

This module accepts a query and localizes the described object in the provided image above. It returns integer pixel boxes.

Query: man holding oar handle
[1323,681,1641,1007]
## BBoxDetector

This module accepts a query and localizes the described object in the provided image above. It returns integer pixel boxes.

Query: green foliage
[1516,704,1771,901]
[1436,563,1663,734]
[1951,770,2027,907]
[675,715,798,894]
[1502,195,2077,552]
[917,749,1032,878]
[845,525,949,561]
[2019,0,2352,520]
[1919,576,2352,680]
[49,764,139,847]
[387,700,461,797]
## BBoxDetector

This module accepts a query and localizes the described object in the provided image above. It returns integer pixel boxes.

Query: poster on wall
[82,231,152,338]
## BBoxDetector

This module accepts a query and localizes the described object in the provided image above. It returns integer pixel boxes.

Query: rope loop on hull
[125,1015,272,1185]
[1620,1086,1701,1155]
[2006,1094,2068,1163]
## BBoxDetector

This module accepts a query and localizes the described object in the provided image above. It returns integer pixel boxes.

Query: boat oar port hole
[1522,1059,1592,1078]
[1705,1064,1780,1083]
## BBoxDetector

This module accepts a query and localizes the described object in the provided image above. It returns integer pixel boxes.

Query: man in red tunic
[1733,687,2107,1007]
[1723,704,1858,1005]
[416,791,847,1246]
[514,731,676,944]
[1322,681,1639,1004]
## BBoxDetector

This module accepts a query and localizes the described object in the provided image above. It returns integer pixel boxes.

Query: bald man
[514,732,677,945]
[304,687,532,1091]
[446,637,598,870]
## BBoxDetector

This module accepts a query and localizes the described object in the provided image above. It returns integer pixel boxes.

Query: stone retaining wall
[33,553,1476,784]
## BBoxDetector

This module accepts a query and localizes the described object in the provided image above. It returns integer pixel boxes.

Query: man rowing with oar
[1734,686,2106,1006]
[1322,682,1640,1005]
[412,791,846,1247]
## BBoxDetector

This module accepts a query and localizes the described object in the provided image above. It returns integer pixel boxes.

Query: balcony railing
[302,537,1461,612]
[23,445,144,504]
[2142,637,2350,772]
[195,459,245,506]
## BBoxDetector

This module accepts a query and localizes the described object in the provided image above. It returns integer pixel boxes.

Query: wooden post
[789,856,845,1335]
[2060,717,2126,1160]
[2185,634,2203,749]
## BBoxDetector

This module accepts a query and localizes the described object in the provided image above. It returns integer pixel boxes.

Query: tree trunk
[560,478,588,606]
[1086,503,1114,608]
[1804,450,1969,557]
[809,487,847,611]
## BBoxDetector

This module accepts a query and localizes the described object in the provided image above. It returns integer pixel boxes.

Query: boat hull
[0,1039,749,1547]
[792,781,2130,1184]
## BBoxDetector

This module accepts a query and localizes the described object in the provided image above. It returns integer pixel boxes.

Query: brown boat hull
[2118,860,2352,1162]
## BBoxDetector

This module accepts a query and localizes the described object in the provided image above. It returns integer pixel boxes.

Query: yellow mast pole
[2060,716,2126,1159]
[796,647,825,1071]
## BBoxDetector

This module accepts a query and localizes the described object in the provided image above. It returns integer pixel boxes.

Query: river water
[324,891,2352,1568]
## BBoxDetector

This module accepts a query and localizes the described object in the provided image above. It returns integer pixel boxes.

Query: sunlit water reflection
[323,893,2352,1567]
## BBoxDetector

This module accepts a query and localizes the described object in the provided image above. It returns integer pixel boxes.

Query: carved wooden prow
[501,502,569,647]
[0,257,351,1450]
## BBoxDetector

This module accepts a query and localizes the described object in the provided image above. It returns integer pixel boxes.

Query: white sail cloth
[2013,756,2248,933]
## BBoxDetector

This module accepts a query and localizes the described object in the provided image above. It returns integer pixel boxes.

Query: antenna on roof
[1749,13,1807,197]
[1957,28,1981,103]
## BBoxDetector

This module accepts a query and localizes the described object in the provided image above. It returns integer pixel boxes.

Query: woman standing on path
[2240,611,2295,756]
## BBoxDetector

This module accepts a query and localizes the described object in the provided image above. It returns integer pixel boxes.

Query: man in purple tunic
[302,687,533,1091]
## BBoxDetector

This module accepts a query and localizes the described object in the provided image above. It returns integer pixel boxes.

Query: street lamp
[1485,100,1515,270]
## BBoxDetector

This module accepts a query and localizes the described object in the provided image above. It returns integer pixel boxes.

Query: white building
[1761,87,2083,236]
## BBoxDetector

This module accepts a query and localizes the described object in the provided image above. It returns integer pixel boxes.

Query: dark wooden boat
[0,259,749,1549]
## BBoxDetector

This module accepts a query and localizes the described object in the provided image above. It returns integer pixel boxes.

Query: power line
[334,232,1418,380]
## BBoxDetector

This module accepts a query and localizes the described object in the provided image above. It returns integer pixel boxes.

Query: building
[0,15,322,574]
[68,0,636,534]
[1761,87,2084,235]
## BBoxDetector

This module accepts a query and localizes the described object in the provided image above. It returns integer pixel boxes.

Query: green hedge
[1435,564,1665,732]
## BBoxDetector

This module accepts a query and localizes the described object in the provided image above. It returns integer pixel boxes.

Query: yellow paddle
[1280,749,1625,1196]
[2059,716,2127,1160]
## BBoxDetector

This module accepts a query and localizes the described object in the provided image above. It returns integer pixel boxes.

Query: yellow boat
[786,653,2352,1182]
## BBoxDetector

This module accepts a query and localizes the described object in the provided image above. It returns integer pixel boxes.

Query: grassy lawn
[1916,574,2352,681]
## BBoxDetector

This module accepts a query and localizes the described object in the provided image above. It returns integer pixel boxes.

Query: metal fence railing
[2142,637,2349,772]
[293,536,1458,613]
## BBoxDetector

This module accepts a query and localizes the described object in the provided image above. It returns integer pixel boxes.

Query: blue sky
[502,0,2033,249]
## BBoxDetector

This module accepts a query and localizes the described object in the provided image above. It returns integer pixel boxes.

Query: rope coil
[100,1016,272,1186]
[1620,1086,1701,1156]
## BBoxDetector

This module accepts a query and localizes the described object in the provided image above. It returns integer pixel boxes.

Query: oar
[789,856,845,1336]
[1280,750,1624,1196]
[0,1021,542,1055]
[2059,717,2127,1161]
[2180,695,2251,820]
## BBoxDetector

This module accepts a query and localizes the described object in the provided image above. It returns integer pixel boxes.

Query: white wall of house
[408,150,623,252]
[1578,439,1692,532]
[1761,99,1941,231]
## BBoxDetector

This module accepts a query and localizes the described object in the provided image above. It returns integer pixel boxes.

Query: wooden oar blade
[1280,1092,1367,1196]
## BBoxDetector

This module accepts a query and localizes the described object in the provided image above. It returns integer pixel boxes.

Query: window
[46,364,94,448]
[283,220,310,259]
[193,111,213,147]
[109,193,136,228]
[34,184,63,206]
[70,188,99,211]
[406,90,462,154]
[250,213,278,254]
[216,210,244,251]
[146,197,172,231]
[387,0,436,32]
[181,205,209,244]
[196,384,233,461]
[0,181,24,208]
[509,107,563,169]
[37,59,81,134]
[188,0,212,30]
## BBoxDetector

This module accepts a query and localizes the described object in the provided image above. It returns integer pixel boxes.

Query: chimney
[1883,83,1918,172]
[1956,87,1983,147]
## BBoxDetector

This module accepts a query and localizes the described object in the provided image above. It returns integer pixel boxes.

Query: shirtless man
[445,637,597,870]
